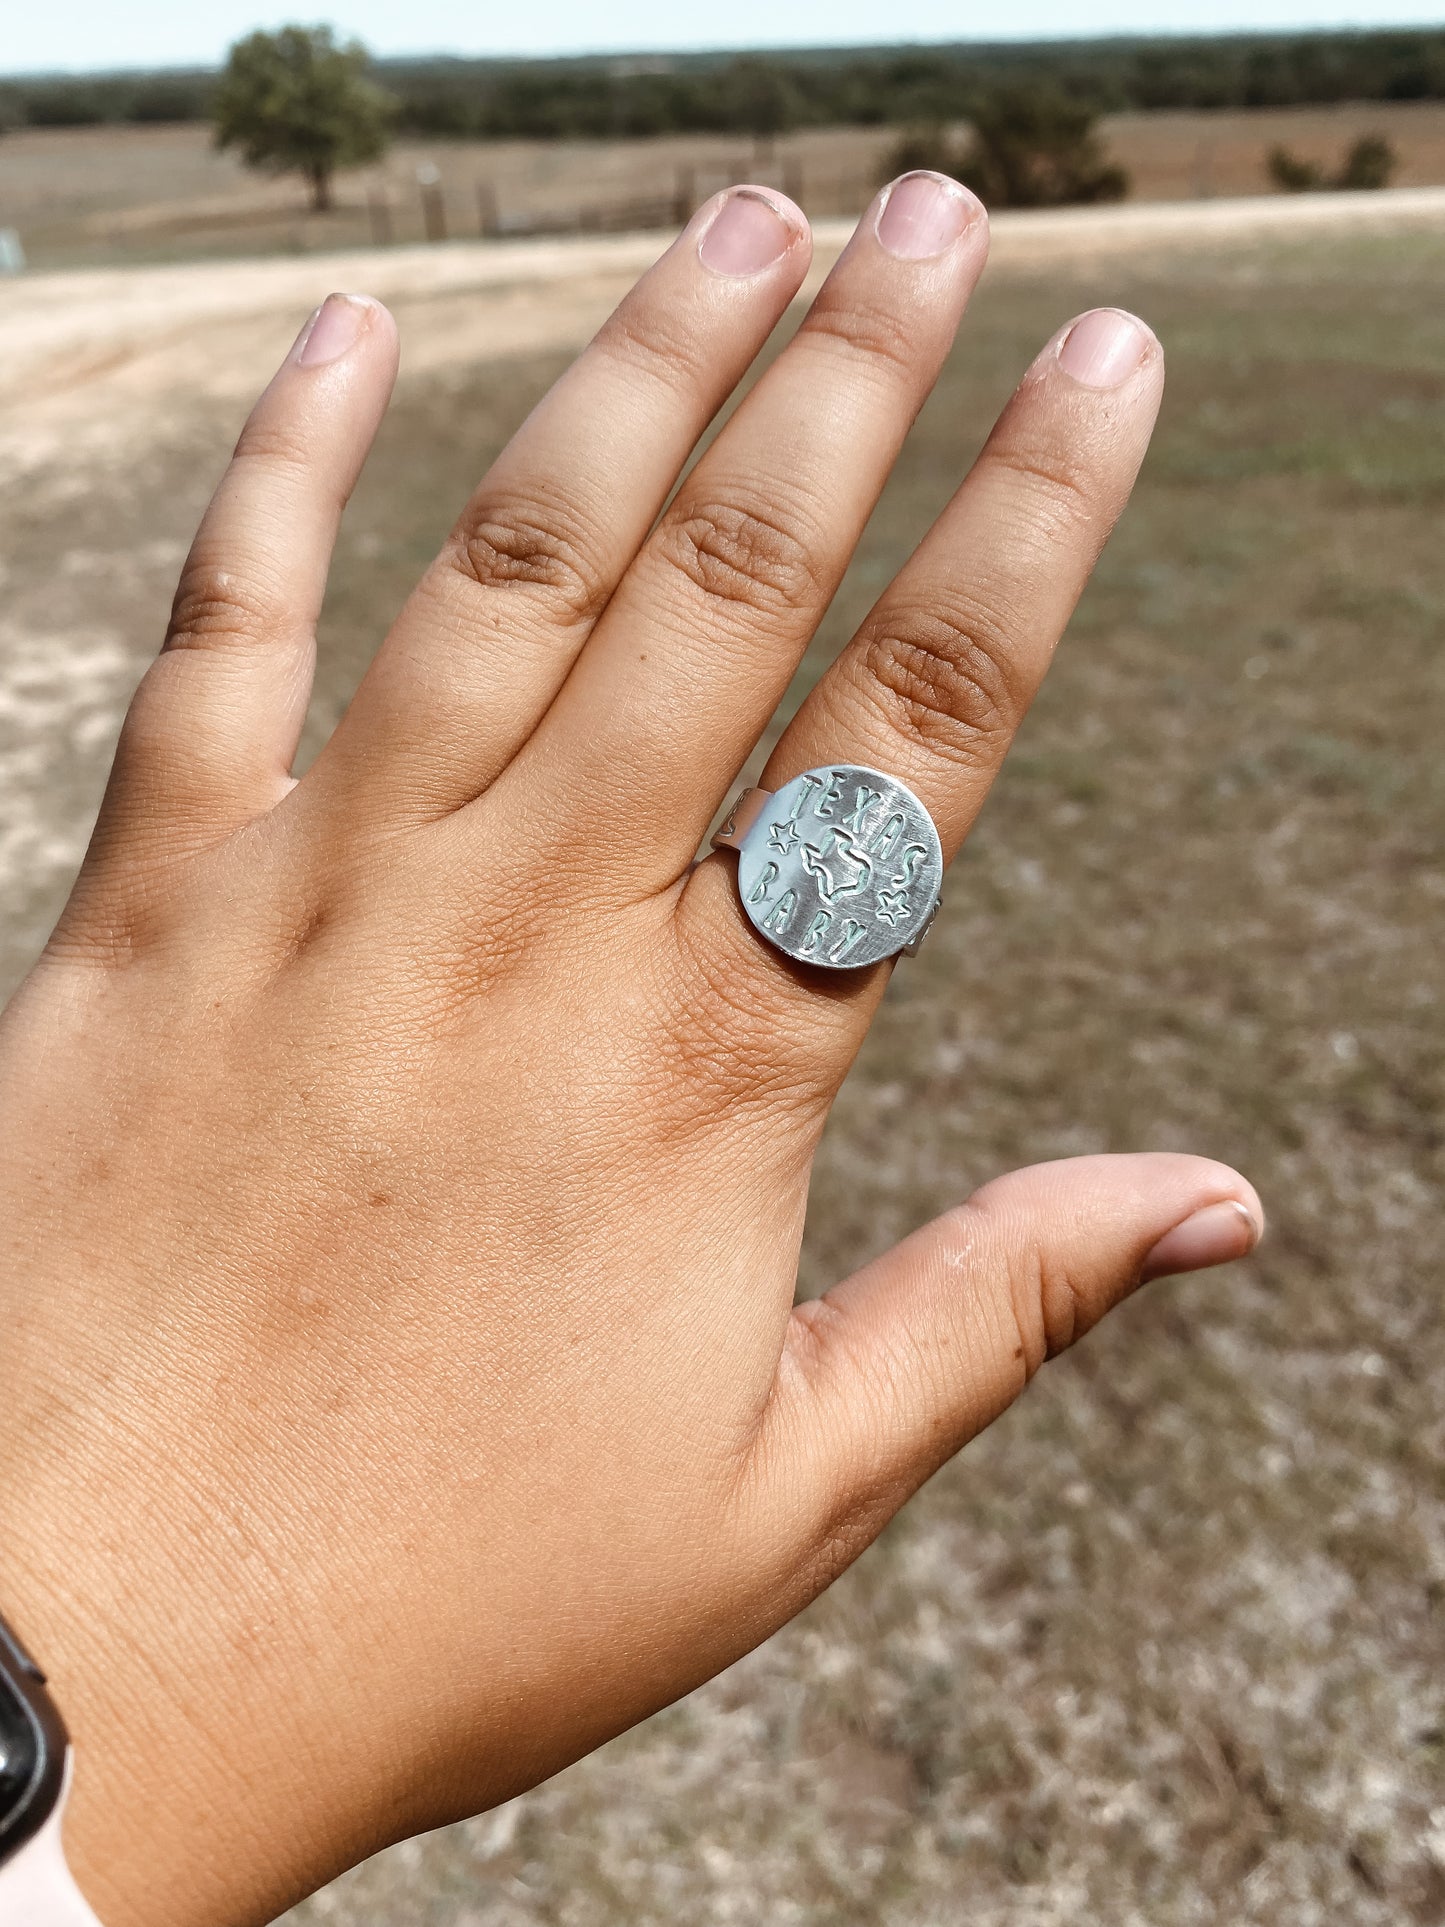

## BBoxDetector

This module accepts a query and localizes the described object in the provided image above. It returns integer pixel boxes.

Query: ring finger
[682,304,1165,1008]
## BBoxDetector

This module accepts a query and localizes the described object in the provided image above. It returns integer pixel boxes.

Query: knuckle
[969,1202,1087,1382]
[659,904,841,1118]
[1005,1257,1048,1388]
[804,292,920,383]
[1017,1243,1086,1370]
[165,558,276,657]
[921,1192,1056,1386]
[987,436,1099,539]
[42,899,139,974]
[658,494,826,619]
[853,601,1027,765]
[661,967,815,1118]
[597,305,713,400]
[231,420,315,477]
[447,485,612,628]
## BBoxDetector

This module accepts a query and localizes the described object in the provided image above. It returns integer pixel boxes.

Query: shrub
[19,84,112,128]
[128,80,210,125]
[878,91,1128,208]
[877,124,960,183]
[1268,145,1325,192]
[1337,133,1398,189]
[958,86,1128,207]
[1268,132,1398,193]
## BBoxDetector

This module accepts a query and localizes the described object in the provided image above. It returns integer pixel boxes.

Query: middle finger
[506,172,989,887]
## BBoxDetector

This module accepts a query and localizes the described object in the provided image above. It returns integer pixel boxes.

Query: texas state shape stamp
[732,765,943,969]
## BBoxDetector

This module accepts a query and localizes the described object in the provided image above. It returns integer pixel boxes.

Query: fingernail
[1140,1199,1262,1284]
[698,188,799,277]
[1056,308,1152,389]
[293,293,373,368]
[876,171,981,260]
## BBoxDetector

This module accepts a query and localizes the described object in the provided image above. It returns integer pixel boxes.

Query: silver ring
[711,764,943,969]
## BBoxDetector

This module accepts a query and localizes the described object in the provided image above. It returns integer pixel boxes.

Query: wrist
[0,1477,286,1927]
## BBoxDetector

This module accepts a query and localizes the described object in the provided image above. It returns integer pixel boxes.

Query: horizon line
[5,19,1445,84]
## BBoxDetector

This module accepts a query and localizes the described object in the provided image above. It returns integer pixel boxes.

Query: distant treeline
[5,30,1445,138]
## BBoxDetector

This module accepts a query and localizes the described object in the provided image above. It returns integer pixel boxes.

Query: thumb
[755,1154,1262,1585]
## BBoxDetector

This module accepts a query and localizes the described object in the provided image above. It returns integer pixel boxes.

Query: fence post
[672,163,695,226]
[477,180,499,238]
[367,190,393,247]
[417,164,447,243]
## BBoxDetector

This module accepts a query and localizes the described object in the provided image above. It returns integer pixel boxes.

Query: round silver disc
[733,765,943,969]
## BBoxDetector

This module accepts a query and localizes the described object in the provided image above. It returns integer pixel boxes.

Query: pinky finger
[99,293,398,865]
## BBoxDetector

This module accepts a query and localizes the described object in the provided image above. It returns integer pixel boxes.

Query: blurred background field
[7,24,1445,267]
[2,99,1445,266]
[0,200,1441,1919]
[0,98,1445,265]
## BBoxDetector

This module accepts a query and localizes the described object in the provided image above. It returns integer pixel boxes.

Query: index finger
[307,187,811,826]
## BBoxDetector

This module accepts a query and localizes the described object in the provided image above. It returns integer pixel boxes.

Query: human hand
[0,175,1260,1927]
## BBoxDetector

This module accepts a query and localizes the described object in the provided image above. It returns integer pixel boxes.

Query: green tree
[881,89,1127,208]
[876,123,960,184]
[956,86,1128,208]
[717,56,801,158]
[213,26,392,212]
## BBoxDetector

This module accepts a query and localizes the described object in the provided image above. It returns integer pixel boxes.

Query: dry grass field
[1,203,1442,1922]
[3,99,1445,266]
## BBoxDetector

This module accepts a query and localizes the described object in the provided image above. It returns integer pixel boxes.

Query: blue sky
[5,1,1444,75]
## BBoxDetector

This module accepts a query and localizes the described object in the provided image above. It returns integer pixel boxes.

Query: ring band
[712,764,943,969]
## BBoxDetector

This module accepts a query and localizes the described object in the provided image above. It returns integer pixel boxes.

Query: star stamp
[730,766,944,969]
